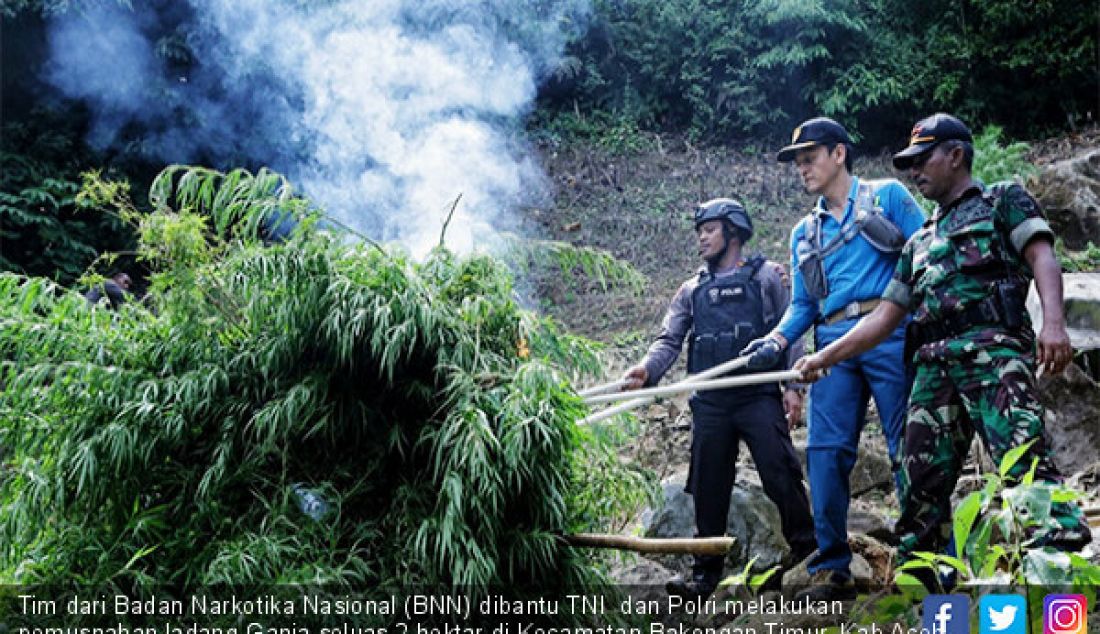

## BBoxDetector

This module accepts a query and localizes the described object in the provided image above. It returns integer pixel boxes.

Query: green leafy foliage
[718,555,779,597]
[550,0,872,141]
[0,166,648,601]
[973,126,1037,186]
[1058,240,1100,273]
[501,234,647,296]
[894,441,1100,593]
[531,110,657,156]
[0,117,135,284]
[543,0,1097,143]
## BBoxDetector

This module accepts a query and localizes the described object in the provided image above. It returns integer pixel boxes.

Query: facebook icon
[924,595,971,634]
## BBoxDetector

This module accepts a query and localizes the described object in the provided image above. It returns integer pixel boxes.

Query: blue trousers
[806,319,909,578]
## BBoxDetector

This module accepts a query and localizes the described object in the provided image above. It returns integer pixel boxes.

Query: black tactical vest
[687,256,768,375]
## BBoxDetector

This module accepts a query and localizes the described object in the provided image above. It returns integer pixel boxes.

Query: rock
[1031,150,1100,250]
[1066,460,1100,495]
[645,474,696,545]
[780,550,874,588]
[779,555,813,587]
[849,444,895,497]
[847,506,895,545]
[849,533,895,586]
[951,474,985,507]
[609,558,674,619]
[611,556,675,586]
[1066,461,1100,524]
[792,432,894,497]
[644,470,789,573]
[1036,363,1100,476]
[1028,273,1100,352]
[849,552,875,589]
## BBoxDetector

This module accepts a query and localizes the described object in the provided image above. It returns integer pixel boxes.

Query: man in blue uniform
[622,198,816,599]
[796,113,1092,581]
[742,117,926,599]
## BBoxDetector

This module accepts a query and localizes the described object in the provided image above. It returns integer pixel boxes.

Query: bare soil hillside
[530,127,1099,344]
[529,135,905,344]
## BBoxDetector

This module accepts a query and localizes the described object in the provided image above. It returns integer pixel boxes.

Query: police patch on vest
[708,285,746,304]
[689,259,768,376]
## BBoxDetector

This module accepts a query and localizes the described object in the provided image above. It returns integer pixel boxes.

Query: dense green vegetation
[3,0,1095,281]
[0,114,135,285]
[0,0,1095,595]
[0,166,650,594]
[543,0,1097,143]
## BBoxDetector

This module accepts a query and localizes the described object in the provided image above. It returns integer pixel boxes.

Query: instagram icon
[1044,595,1087,634]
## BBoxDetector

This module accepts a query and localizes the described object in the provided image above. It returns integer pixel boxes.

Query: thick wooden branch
[563,533,734,555]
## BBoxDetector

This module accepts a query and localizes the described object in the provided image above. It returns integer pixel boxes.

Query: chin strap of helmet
[706,221,739,270]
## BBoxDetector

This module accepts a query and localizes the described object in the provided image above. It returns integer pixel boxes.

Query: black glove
[743,337,782,371]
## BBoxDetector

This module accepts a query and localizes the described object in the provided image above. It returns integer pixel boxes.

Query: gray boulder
[611,556,676,586]
[781,550,874,588]
[644,470,789,573]
[1028,273,1100,352]
[791,432,894,497]
[847,506,895,545]
[849,442,895,496]
[1031,149,1100,250]
[1037,363,1100,476]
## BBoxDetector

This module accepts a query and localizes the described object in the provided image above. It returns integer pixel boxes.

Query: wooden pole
[577,379,631,398]
[578,356,752,425]
[584,369,802,406]
[563,534,734,556]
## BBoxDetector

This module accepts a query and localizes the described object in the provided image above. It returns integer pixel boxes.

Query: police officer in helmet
[622,198,816,599]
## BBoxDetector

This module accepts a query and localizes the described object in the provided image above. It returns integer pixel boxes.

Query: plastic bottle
[291,483,331,521]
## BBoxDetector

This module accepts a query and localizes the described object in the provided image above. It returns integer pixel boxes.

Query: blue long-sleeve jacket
[776,177,926,343]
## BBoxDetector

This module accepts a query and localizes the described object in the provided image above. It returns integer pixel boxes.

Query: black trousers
[686,390,816,574]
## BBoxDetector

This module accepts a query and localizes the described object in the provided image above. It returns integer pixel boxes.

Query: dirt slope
[529,134,900,353]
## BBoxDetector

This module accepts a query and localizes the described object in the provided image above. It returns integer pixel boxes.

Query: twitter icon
[981,594,1027,634]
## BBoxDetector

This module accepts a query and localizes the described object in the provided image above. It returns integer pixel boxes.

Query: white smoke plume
[45,0,588,256]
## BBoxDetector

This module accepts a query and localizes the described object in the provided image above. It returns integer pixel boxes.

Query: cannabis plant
[0,165,649,604]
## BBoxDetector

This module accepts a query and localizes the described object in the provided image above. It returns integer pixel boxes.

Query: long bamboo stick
[578,356,752,425]
[577,379,631,398]
[563,534,734,555]
[584,369,802,406]
[579,396,655,426]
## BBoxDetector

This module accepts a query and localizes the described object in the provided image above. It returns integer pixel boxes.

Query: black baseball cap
[892,113,974,169]
[777,117,852,162]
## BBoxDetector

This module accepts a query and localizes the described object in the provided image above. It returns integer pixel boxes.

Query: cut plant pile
[0,166,650,599]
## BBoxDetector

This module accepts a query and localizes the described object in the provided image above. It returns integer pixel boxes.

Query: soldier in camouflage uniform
[795,113,1092,571]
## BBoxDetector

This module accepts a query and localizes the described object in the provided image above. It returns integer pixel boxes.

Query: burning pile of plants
[0,166,650,595]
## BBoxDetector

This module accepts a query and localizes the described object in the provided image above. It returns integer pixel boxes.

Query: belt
[822,299,881,326]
